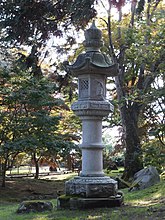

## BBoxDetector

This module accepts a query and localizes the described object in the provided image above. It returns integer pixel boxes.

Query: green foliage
[142,139,165,172]
[0,56,79,184]
[0,68,60,148]
[0,0,97,96]
[0,0,96,45]
[101,1,165,179]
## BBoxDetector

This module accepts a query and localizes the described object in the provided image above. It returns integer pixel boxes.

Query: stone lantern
[57,21,123,209]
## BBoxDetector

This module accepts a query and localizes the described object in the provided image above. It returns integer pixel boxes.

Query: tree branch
[129,0,137,28]
[150,0,161,20]
[107,0,116,62]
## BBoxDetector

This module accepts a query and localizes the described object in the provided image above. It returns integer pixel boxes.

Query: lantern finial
[83,21,103,51]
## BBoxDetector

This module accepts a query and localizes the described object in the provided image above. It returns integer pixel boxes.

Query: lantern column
[57,21,123,209]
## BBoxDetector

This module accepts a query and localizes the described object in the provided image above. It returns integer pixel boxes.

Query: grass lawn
[0,171,165,220]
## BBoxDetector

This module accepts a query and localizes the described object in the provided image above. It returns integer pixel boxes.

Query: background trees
[0,0,96,44]
[0,0,89,186]
[0,51,79,186]
[0,0,164,183]
[106,0,164,180]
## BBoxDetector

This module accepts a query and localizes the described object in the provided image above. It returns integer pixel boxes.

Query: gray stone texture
[16,201,53,213]
[65,176,118,198]
[130,166,160,191]
[57,195,124,210]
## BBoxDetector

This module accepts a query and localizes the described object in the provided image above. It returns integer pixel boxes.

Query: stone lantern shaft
[69,21,117,177]
[81,115,103,176]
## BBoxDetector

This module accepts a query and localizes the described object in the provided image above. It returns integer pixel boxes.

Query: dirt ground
[0,173,76,202]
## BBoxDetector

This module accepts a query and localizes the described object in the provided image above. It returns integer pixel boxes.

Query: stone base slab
[57,194,124,210]
[65,176,118,198]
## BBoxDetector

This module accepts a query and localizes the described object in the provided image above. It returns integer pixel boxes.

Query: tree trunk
[120,105,143,181]
[1,158,8,187]
[115,64,144,180]
[67,155,72,171]
[33,153,39,179]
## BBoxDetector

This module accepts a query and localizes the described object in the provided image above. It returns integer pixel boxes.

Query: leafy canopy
[0,0,96,45]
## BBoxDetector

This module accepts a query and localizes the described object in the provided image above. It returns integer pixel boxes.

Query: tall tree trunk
[1,157,8,187]
[121,105,143,180]
[33,153,39,179]
[115,74,143,180]
[113,1,143,180]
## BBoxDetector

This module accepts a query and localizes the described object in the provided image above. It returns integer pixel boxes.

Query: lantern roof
[67,21,118,77]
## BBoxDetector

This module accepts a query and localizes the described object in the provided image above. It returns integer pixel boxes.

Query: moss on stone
[58,194,79,200]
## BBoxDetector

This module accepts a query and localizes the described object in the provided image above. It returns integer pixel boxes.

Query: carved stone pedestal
[65,176,117,197]
[57,176,123,209]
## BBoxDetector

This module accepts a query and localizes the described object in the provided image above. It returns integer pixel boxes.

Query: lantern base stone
[57,176,124,209]
[57,194,124,210]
